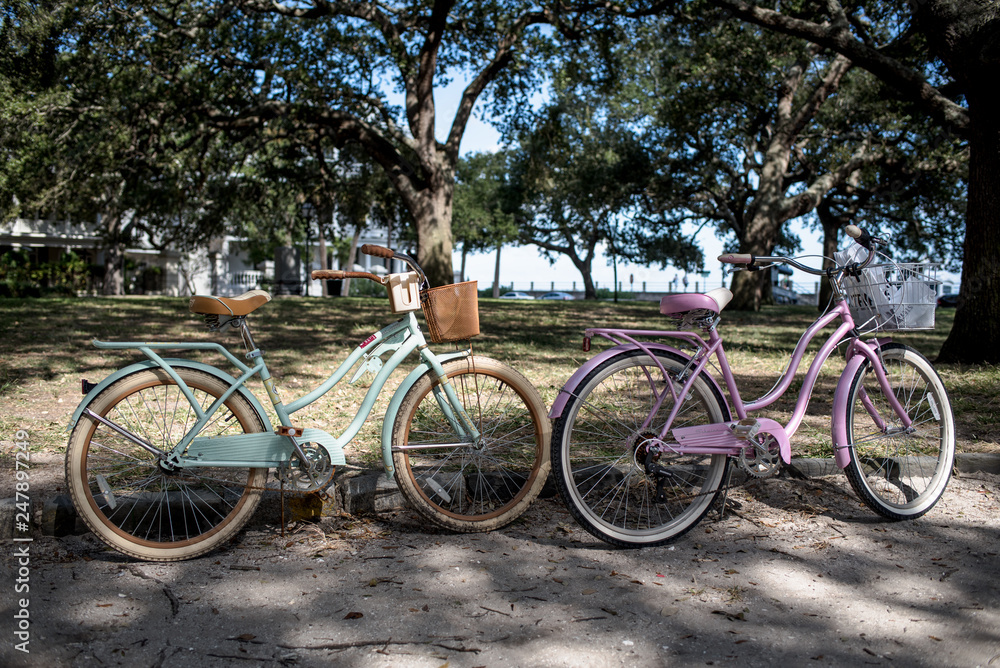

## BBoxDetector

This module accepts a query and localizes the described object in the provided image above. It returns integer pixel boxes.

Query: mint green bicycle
[66,245,550,561]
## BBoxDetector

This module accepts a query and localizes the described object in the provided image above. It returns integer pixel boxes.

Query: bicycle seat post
[238,318,262,360]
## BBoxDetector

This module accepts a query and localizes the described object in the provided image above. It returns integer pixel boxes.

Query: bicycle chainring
[738,434,782,479]
[279,443,336,493]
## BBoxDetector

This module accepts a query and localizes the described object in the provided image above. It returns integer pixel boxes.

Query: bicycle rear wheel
[552,349,730,547]
[390,356,550,532]
[66,367,267,561]
[844,343,954,520]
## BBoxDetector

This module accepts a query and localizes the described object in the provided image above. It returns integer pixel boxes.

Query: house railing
[227,270,264,295]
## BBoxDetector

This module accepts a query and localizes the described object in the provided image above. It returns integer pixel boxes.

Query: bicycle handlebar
[845,224,874,249]
[312,245,429,289]
[717,225,883,277]
[718,253,754,265]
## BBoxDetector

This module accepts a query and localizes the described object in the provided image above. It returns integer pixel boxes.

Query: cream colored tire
[391,357,550,532]
[66,368,267,561]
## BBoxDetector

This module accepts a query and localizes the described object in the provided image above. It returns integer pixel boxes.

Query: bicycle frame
[68,310,480,476]
[552,297,914,469]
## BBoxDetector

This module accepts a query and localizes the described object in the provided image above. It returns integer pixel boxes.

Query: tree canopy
[703,0,996,360]
[522,6,965,308]
[3,0,993,363]
[1,1,252,292]
[125,0,625,286]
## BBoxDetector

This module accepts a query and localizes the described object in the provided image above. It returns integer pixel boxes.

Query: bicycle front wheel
[390,356,550,532]
[552,349,731,548]
[66,367,267,561]
[844,343,955,520]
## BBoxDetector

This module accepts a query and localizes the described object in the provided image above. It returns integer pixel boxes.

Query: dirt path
[2,452,999,668]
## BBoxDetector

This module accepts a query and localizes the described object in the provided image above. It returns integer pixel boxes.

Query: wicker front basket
[421,281,480,343]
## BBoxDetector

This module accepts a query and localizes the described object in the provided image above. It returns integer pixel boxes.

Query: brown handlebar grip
[312,270,346,280]
[343,271,384,282]
[361,244,394,259]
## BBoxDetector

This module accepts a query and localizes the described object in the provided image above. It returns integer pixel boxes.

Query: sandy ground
[2,449,999,668]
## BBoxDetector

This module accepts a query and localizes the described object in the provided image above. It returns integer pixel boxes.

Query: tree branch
[787,53,852,141]
[781,143,884,221]
[710,0,970,134]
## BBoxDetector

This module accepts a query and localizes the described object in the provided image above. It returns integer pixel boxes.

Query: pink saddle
[659,288,734,329]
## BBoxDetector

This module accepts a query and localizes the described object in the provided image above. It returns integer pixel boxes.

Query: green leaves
[453,151,518,255]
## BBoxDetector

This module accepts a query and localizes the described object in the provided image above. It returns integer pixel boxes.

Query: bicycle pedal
[730,418,761,440]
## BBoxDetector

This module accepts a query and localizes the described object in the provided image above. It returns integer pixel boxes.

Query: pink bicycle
[549,226,955,547]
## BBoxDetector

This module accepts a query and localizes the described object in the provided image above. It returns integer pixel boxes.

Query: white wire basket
[839,255,941,332]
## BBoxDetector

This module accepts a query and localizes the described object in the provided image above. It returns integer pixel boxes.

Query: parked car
[499,291,535,300]
[772,285,799,305]
[539,291,575,300]
[937,293,960,307]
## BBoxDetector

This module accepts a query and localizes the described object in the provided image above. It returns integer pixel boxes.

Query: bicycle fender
[832,339,894,468]
[379,350,471,476]
[67,359,275,432]
[831,353,869,469]
[548,344,726,419]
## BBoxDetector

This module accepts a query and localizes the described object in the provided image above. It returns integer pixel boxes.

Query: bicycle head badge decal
[360,333,378,349]
[263,378,282,404]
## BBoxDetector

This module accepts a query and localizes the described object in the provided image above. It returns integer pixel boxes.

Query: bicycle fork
[393,348,483,451]
[831,342,915,468]
[426,366,483,447]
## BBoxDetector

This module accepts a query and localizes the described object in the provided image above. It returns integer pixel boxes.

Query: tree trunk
[930,1,1000,363]
[342,226,361,297]
[729,267,763,310]
[728,211,779,310]
[413,175,455,288]
[384,218,393,273]
[567,253,597,299]
[817,207,841,311]
[100,210,127,296]
[102,242,126,296]
[760,270,774,305]
[318,226,328,297]
[937,96,1000,363]
[581,271,596,300]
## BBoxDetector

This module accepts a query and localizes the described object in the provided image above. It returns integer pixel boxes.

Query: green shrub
[349,277,388,298]
[0,249,91,296]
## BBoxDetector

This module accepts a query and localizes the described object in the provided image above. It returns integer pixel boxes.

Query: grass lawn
[0,295,996,465]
